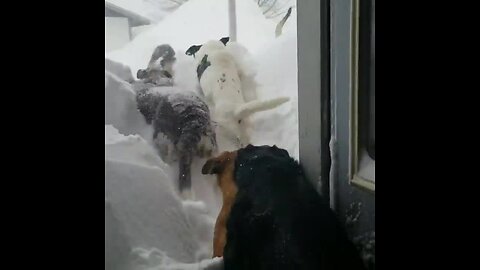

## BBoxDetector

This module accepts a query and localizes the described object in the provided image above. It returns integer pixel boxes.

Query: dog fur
[186,39,289,150]
[223,42,258,103]
[201,150,238,258]
[136,87,217,197]
[137,44,176,86]
[202,145,366,270]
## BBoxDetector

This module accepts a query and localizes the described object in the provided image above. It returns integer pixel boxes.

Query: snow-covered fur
[187,39,289,150]
[135,87,217,198]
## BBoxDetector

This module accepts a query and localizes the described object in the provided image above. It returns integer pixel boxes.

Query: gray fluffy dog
[136,87,217,197]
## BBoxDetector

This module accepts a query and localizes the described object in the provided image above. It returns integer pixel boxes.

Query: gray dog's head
[137,69,148,79]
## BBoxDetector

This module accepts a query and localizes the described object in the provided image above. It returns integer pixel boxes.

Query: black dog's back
[224,145,366,270]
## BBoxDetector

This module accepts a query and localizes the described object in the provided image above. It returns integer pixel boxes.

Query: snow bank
[105,159,199,263]
[248,29,299,158]
[132,248,223,270]
[132,25,156,40]
[106,199,133,270]
[105,58,135,83]
[105,125,168,171]
[105,69,153,140]
[105,126,218,268]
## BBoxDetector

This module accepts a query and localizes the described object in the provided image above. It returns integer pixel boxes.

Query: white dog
[186,38,289,150]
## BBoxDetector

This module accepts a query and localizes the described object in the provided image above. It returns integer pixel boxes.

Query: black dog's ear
[245,144,255,149]
[272,145,290,158]
[202,158,223,175]
[220,37,230,45]
[186,45,202,56]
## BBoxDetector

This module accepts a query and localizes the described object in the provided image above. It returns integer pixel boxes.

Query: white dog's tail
[234,97,290,119]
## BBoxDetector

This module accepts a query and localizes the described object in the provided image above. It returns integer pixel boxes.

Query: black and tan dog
[202,145,366,270]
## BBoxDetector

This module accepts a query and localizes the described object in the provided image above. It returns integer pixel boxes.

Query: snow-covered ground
[105,0,298,269]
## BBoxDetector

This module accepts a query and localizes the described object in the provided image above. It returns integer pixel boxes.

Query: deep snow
[105,125,219,266]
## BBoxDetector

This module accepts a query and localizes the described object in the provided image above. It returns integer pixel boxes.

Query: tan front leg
[213,219,227,257]
[213,203,232,258]
[204,152,238,258]
[213,204,231,258]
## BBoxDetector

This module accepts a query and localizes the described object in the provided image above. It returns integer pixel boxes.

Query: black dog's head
[185,37,230,57]
[202,145,295,193]
[234,145,299,188]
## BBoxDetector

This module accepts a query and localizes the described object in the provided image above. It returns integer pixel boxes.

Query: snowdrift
[105,68,153,140]
[106,58,135,83]
[105,125,218,267]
